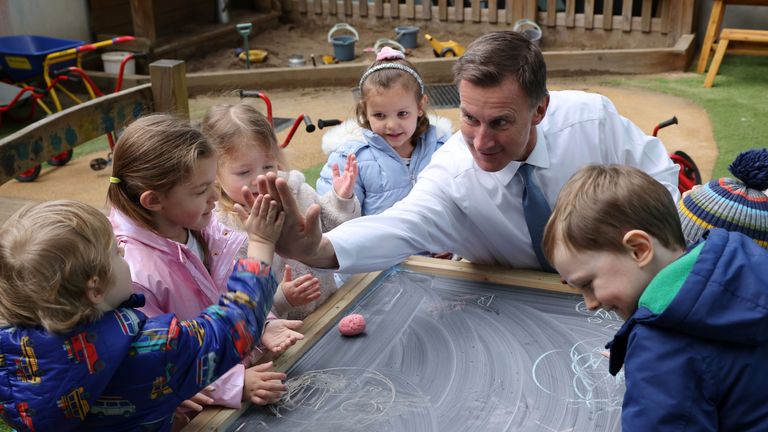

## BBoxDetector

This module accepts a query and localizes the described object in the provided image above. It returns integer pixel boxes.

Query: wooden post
[149,60,189,119]
[129,0,156,43]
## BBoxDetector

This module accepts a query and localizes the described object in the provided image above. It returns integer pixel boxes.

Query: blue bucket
[394,26,420,49]
[328,23,359,62]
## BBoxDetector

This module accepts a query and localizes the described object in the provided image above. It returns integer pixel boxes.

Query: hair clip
[376,46,406,61]
[109,176,122,184]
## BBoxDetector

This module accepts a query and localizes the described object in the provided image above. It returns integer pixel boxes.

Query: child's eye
[237,170,250,176]
[398,111,410,118]
[372,113,385,119]
[196,186,208,195]
[264,165,275,171]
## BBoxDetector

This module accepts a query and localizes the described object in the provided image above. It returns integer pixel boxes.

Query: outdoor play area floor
[0,77,717,216]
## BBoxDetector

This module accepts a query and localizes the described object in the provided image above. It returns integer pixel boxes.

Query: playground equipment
[424,34,465,57]
[0,35,137,182]
[239,89,340,147]
[653,116,702,195]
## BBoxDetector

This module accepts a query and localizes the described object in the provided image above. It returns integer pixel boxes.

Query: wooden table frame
[184,256,570,431]
[696,0,768,74]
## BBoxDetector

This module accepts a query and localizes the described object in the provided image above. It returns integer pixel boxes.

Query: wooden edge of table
[184,257,575,431]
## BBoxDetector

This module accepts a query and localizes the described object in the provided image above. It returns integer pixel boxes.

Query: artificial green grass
[603,55,768,179]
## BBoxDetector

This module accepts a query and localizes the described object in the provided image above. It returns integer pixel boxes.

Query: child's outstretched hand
[235,191,285,246]
[331,153,358,199]
[243,361,287,405]
[262,319,304,353]
[280,264,322,307]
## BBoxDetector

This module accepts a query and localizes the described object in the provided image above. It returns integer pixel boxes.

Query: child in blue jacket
[316,47,450,216]
[542,165,768,431]
[0,197,289,431]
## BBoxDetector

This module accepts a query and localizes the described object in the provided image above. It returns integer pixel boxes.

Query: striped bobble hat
[678,148,768,248]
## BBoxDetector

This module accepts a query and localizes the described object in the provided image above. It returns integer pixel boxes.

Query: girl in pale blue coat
[317,47,451,216]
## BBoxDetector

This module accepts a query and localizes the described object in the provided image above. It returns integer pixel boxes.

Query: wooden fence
[286,0,694,47]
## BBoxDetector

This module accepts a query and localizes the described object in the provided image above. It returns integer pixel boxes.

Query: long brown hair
[106,114,214,265]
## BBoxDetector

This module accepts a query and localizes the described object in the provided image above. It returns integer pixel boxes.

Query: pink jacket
[110,208,248,408]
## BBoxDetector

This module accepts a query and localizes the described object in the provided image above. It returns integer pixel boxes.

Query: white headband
[358,63,425,95]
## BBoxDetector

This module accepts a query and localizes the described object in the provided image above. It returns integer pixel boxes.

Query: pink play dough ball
[338,314,366,336]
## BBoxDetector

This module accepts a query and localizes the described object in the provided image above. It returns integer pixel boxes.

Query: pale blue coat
[317,125,449,216]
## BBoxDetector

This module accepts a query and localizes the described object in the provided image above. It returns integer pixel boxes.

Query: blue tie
[519,164,556,273]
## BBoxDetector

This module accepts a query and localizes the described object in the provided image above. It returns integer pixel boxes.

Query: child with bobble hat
[678,148,768,249]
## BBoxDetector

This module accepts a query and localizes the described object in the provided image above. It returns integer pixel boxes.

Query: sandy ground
[186,22,481,72]
[0,78,717,213]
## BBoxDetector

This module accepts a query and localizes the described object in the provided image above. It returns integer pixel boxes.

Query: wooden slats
[547,0,557,27]
[565,0,576,27]
[584,0,595,29]
[472,0,481,22]
[287,0,687,43]
[641,0,653,32]
[421,0,431,20]
[603,0,614,30]
[454,0,464,22]
[406,0,416,18]
[488,0,498,24]
[622,0,634,32]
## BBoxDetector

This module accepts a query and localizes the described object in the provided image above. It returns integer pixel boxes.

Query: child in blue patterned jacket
[0,197,287,431]
[316,47,451,216]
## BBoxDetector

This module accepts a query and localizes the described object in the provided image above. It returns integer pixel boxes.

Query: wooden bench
[704,28,768,87]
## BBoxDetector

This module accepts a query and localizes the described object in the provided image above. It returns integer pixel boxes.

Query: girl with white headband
[317,46,451,217]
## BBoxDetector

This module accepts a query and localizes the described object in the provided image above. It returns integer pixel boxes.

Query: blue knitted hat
[678,148,768,248]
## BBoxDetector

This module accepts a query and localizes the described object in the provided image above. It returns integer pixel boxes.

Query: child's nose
[584,295,601,311]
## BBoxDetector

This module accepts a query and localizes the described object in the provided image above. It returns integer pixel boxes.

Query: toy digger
[424,34,465,57]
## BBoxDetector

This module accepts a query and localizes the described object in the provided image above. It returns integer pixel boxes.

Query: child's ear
[418,94,428,116]
[139,190,163,211]
[85,276,106,305]
[622,230,654,267]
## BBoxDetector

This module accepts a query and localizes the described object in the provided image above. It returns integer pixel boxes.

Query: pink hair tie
[376,46,405,61]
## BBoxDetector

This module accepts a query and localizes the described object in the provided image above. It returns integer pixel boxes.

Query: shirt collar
[493,125,551,185]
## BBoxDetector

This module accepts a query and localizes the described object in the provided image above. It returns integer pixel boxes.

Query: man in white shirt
[259,31,680,273]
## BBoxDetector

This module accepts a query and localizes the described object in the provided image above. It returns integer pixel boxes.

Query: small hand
[257,174,323,261]
[243,361,287,405]
[331,154,358,199]
[173,389,215,429]
[262,319,304,353]
[281,265,322,307]
[235,191,285,245]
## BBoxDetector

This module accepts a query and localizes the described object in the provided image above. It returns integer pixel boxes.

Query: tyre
[48,149,74,166]
[16,165,41,182]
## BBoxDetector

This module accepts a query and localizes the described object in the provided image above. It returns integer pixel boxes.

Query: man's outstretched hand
[255,172,335,267]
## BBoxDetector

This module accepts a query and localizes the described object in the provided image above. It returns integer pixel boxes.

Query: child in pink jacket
[107,114,302,423]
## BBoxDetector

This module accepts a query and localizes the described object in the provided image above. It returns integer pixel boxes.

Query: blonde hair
[542,165,686,263]
[356,57,430,143]
[201,103,288,214]
[0,200,114,334]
